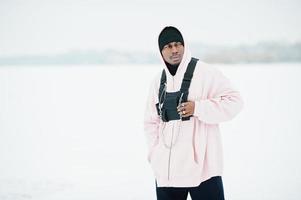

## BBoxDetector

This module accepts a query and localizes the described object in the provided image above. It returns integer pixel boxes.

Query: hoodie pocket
[149,140,165,178]
[148,122,164,163]
[148,142,159,163]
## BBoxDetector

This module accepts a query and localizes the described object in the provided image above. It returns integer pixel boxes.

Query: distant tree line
[0,42,300,65]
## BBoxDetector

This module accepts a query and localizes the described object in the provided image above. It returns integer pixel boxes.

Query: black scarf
[165,62,179,76]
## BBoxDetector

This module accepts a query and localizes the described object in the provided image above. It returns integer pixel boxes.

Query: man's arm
[193,68,243,124]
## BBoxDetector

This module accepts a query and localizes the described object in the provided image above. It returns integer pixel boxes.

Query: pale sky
[0,0,300,56]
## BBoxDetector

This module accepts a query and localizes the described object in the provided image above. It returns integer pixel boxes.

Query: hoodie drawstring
[192,118,199,164]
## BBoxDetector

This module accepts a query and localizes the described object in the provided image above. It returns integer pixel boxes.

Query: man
[144,26,243,200]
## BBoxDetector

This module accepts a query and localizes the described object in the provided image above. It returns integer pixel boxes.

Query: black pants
[156,176,225,200]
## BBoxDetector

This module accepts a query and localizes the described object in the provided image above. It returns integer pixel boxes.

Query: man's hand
[177,101,195,118]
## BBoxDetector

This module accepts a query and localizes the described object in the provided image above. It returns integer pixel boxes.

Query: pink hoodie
[144,43,243,187]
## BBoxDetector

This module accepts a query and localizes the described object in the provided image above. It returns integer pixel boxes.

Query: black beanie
[158,26,184,52]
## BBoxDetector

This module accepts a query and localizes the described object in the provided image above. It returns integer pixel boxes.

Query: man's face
[161,41,184,65]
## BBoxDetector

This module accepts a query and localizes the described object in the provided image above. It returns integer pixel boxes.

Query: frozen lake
[0,63,300,200]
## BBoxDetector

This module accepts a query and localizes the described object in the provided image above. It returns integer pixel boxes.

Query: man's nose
[171,46,178,53]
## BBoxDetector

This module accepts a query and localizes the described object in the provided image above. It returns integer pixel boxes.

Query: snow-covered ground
[0,63,300,200]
